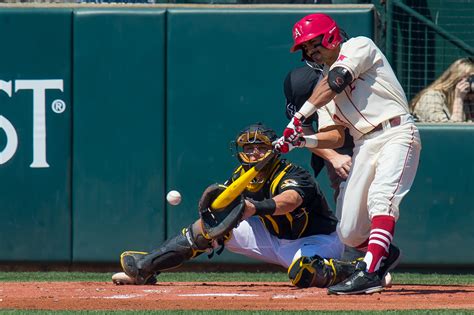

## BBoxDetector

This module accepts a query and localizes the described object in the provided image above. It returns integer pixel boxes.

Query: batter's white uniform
[226,217,344,268]
[317,36,422,247]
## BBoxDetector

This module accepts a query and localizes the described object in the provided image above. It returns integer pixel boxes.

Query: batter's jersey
[226,159,338,240]
[284,65,354,177]
[317,36,409,140]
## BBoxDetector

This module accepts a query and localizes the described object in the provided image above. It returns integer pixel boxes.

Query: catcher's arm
[210,151,275,211]
[242,189,303,220]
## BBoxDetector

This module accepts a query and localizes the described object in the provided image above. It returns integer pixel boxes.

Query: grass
[0,271,473,285]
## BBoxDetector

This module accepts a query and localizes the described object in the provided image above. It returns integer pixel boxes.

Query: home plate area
[0,281,473,311]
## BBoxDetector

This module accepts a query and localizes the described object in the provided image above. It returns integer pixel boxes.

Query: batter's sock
[363,215,395,273]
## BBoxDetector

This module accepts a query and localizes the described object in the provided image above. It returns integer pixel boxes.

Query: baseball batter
[112,123,362,289]
[275,13,422,295]
[284,63,354,202]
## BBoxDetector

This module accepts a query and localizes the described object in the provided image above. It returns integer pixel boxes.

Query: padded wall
[72,9,167,261]
[397,124,474,265]
[0,9,72,261]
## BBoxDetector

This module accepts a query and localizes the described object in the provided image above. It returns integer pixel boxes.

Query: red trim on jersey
[388,125,415,215]
[337,54,347,61]
[343,89,377,128]
[333,101,365,135]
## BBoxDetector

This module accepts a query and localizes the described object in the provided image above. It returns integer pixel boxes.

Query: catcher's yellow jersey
[226,159,337,240]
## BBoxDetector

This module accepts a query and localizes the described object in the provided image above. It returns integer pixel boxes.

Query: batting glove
[283,117,304,143]
[273,136,305,154]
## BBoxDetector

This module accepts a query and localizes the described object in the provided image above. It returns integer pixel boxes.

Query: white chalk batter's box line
[84,290,316,300]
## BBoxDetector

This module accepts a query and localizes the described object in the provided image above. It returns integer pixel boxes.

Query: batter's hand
[273,136,301,153]
[329,154,352,179]
[283,117,304,143]
[273,137,292,153]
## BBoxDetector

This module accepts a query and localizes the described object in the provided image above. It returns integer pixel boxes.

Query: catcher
[112,122,360,288]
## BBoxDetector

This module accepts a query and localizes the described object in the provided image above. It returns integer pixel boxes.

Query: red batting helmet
[290,13,342,52]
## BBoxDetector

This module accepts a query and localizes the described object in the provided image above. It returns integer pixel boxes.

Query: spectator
[411,57,474,123]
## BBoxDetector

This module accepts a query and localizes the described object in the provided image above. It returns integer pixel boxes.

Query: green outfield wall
[0,5,472,267]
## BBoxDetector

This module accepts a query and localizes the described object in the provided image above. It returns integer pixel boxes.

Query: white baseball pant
[226,216,344,268]
[335,114,422,247]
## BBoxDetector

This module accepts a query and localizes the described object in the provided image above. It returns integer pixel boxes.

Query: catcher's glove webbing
[199,183,245,240]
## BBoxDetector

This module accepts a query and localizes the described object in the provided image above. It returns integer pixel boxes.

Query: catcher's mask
[232,123,279,171]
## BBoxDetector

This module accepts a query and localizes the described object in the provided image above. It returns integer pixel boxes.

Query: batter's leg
[336,141,375,248]
[364,124,421,273]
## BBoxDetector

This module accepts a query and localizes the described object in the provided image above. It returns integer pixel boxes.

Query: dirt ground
[0,281,473,311]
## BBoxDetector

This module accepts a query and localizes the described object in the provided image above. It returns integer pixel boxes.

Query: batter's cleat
[120,251,157,285]
[350,257,393,288]
[378,244,401,281]
[112,272,157,285]
[327,261,383,295]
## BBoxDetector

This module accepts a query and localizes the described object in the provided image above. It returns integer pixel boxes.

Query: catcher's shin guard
[288,255,356,288]
[120,225,212,285]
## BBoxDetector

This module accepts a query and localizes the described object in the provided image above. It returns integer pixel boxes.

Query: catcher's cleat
[120,251,156,285]
[288,255,356,288]
[378,243,401,281]
[327,261,383,295]
[112,272,157,285]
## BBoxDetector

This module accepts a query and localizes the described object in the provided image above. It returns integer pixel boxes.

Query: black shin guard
[121,225,212,284]
[142,225,212,272]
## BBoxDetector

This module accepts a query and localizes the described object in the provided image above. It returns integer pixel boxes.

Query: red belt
[371,116,401,133]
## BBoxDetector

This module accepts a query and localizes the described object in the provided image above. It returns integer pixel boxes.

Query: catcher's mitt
[198,184,245,240]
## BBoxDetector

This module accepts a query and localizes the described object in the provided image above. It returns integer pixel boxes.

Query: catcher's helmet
[233,122,278,170]
[290,13,342,53]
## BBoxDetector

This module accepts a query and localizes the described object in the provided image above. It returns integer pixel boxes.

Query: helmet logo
[294,27,302,39]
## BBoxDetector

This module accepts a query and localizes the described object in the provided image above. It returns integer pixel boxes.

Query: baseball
[382,272,393,288]
[166,190,182,206]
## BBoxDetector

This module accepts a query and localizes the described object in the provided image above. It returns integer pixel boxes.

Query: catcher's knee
[288,255,358,289]
[288,255,334,288]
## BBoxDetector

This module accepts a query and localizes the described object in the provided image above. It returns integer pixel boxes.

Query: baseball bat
[210,151,276,211]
